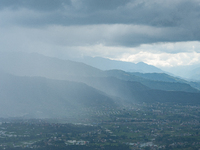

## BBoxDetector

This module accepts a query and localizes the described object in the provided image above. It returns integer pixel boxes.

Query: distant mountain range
[0,52,104,78]
[188,67,200,81]
[161,64,200,81]
[0,52,200,118]
[74,56,164,73]
[75,56,200,81]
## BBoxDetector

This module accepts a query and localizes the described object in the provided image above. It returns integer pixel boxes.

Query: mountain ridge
[0,52,200,119]
[0,71,117,118]
[74,56,164,73]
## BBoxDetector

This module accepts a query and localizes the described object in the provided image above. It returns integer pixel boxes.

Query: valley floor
[0,102,200,150]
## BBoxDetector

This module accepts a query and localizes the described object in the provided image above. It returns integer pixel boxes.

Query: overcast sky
[1,0,200,67]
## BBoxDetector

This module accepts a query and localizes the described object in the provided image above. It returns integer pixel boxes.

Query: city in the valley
[0,102,200,150]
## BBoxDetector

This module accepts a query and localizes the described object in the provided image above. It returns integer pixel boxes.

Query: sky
[1,0,200,68]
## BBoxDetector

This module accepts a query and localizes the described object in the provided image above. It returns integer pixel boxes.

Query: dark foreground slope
[105,70,200,93]
[75,76,200,105]
[0,72,116,118]
[131,90,200,104]
[75,76,150,102]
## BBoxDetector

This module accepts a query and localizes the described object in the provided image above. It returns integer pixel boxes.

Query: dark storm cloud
[0,0,72,11]
[81,0,131,11]
[1,0,200,47]
[2,0,197,26]
[0,0,129,11]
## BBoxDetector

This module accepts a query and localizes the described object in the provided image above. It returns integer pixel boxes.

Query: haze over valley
[1,0,200,149]
[0,52,200,119]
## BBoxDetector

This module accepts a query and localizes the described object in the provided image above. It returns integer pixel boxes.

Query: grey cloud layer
[1,0,199,26]
[0,0,71,11]
[1,0,200,47]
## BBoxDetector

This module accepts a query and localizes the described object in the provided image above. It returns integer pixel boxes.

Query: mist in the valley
[1,0,200,122]
[0,52,130,120]
[1,51,200,121]
[0,52,163,119]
